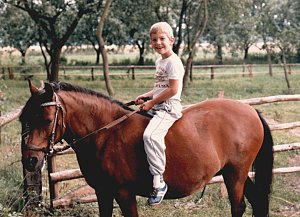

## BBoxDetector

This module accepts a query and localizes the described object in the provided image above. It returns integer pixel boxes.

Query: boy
[135,22,184,206]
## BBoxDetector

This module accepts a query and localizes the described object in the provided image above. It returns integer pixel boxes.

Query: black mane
[20,81,151,126]
[51,81,132,110]
[51,82,152,118]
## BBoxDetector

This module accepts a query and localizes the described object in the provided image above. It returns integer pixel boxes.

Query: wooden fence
[1,95,300,210]
[1,63,300,80]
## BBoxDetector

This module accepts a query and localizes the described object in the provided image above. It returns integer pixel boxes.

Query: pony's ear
[44,82,54,100]
[40,80,45,90]
[28,80,39,95]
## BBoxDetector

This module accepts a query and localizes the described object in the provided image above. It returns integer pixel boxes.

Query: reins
[68,109,138,147]
[23,94,150,155]
[50,97,150,155]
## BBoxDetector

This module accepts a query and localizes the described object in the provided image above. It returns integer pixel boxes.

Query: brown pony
[20,81,273,217]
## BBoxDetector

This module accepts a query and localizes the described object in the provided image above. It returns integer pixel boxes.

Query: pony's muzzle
[22,156,39,172]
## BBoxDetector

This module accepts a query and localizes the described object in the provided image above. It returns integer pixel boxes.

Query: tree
[96,0,115,96]
[271,0,299,89]
[0,4,37,64]
[229,1,258,63]
[111,0,158,65]
[69,12,102,64]
[69,5,127,65]
[4,0,103,82]
[255,0,277,76]
[172,0,189,55]
[204,0,242,64]
[289,0,300,62]
[183,0,208,90]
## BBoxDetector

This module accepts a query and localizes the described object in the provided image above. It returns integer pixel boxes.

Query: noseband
[23,92,66,156]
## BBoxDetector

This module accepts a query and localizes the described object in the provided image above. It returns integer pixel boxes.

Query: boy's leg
[143,110,177,205]
[143,110,177,178]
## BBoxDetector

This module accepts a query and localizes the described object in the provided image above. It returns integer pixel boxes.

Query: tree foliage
[3,0,103,81]
[0,4,37,64]
[1,0,299,89]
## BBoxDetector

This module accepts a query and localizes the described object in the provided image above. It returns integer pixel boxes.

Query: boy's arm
[140,79,179,111]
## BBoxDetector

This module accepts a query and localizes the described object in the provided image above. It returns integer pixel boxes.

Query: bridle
[23,92,66,156]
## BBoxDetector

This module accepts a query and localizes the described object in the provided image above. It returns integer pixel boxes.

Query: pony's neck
[60,91,126,140]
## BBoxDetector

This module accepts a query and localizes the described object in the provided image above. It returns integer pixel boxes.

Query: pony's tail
[252,111,274,217]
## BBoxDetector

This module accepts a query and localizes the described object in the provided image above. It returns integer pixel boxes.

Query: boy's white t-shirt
[153,53,184,101]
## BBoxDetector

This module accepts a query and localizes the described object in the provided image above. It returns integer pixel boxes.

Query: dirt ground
[280,153,300,217]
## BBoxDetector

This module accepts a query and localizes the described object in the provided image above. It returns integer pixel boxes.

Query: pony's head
[20,81,65,172]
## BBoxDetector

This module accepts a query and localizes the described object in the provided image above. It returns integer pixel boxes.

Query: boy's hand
[135,96,151,105]
[140,100,155,111]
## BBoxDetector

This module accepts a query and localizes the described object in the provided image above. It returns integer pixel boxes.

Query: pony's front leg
[95,190,114,217]
[115,188,139,217]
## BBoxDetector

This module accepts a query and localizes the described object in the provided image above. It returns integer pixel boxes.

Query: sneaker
[147,183,168,206]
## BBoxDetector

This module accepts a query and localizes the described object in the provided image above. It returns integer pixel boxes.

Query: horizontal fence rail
[1,63,300,80]
[1,94,300,209]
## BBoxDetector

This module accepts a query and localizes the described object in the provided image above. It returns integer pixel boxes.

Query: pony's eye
[31,114,52,127]
[39,119,52,127]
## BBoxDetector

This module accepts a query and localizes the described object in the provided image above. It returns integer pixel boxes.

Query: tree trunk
[96,0,114,96]
[38,30,51,80]
[38,43,50,80]
[183,53,193,90]
[173,0,188,55]
[136,40,145,65]
[99,37,114,96]
[49,46,62,82]
[244,47,249,62]
[20,50,26,65]
[216,43,223,64]
[280,48,291,90]
[262,36,273,77]
[266,46,273,76]
[183,0,208,90]
[95,49,101,64]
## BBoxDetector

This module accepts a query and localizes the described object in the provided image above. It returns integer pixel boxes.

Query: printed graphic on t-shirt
[154,66,169,88]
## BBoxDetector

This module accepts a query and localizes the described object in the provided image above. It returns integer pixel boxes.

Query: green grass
[0,70,300,216]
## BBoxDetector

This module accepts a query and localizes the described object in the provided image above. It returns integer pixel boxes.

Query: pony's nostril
[29,157,38,167]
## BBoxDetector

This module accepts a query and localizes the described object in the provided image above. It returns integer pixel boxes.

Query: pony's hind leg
[222,168,248,217]
[244,177,257,212]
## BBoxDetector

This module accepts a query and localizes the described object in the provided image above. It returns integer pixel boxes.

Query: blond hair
[149,22,174,38]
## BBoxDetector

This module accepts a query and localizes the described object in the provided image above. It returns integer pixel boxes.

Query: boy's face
[150,31,174,59]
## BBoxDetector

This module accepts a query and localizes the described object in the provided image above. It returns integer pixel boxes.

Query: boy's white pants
[143,99,182,186]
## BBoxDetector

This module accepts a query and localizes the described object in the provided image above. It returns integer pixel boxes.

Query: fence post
[8,67,14,79]
[288,64,292,75]
[62,66,66,80]
[190,63,193,82]
[0,110,1,145]
[210,67,214,79]
[91,67,95,81]
[47,155,59,210]
[126,67,131,79]
[131,66,135,80]
[248,65,253,77]
[23,168,43,216]
[1,67,5,79]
